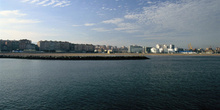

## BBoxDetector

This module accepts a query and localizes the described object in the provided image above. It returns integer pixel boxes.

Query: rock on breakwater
[0,55,149,60]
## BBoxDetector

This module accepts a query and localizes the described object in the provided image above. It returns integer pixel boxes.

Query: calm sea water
[0,56,219,110]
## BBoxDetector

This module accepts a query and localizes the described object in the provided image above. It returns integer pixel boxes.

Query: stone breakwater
[0,55,149,60]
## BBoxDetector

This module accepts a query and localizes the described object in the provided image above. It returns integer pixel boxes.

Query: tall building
[19,39,32,50]
[0,40,19,52]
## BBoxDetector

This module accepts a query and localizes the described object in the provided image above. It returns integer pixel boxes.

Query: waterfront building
[37,40,70,52]
[163,45,168,53]
[169,44,175,49]
[156,44,162,49]
[174,47,179,52]
[0,39,33,52]
[151,47,159,53]
[144,47,151,53]
[118,46,128,53]
[159,48,164,53]
[73,44,95,53]
[128,45,143,53]
[205,47,214,54]
[163,45,168,49]
[168,48,175,53]
[216,47,220,53]
[19,39,32,50]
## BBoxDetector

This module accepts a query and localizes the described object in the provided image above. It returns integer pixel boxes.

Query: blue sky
[0,0,219,48]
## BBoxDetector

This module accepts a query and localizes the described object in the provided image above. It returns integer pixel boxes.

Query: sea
[0,55,219,110]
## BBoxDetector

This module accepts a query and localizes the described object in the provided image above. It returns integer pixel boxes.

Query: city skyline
[0,0,219,49]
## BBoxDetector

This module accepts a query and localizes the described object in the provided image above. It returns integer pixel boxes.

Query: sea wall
[0,55,149,60]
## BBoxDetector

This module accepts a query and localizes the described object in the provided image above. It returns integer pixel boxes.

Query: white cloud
[72,23,96,27]
[92,28,110,32]
[31,0,40,3]
[101,7,117,11]
[43,0,56,6]
[92,0,219,47]
[0,10,26,16]
[100,18,140,33]
[37,0,49,5]
[0,29,59,42]
[114,23,139,31]
[0,18,40,24]
[21,0,71,7]
[72,25,81,27]
[84,23,95,26]
[53,0,71,7]
[125,0,220,34]
[0,10,40,24]
[21,0,30,2]
[102,18,124,24]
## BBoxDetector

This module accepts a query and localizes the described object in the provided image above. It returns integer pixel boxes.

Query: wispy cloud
[42,0,56,6]
[0,10,26,16]
[21,0,71,7]
[84,23,95,26]
[91,28,110,32]
[0,29,59,42]
[114,23,139,31]
[102,18,124,24]
[125,0,220,34]
[37,0,49,5]
[21,0,30,2]
[109,0,220,38]
[72,25,81,27]
[100,18,140,33]
[53,0,71,7]
[31,0,40,3]
[72,23,96,27]
[0,18,40,24]
[0,10,40,24]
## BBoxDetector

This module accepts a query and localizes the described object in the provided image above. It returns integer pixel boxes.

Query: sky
[0,0,219,49]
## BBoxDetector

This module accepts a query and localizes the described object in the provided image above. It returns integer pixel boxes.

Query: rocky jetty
[0,55,149,60]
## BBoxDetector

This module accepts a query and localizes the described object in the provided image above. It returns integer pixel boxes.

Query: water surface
[0,56,219,109]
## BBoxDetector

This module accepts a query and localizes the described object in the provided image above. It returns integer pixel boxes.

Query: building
[0,39,36,52]
[216,47,220,53]
[144,47,152,53]
[151,47,159,53]
[128,45,143,53]
[37,40,70,52]
[118,46,128,53]
[205,47,214,54]
[169,44,175,49]
[73,44,95,53]
[156,44,162,49]
[6,40,20,51]
[19,39,32,50]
